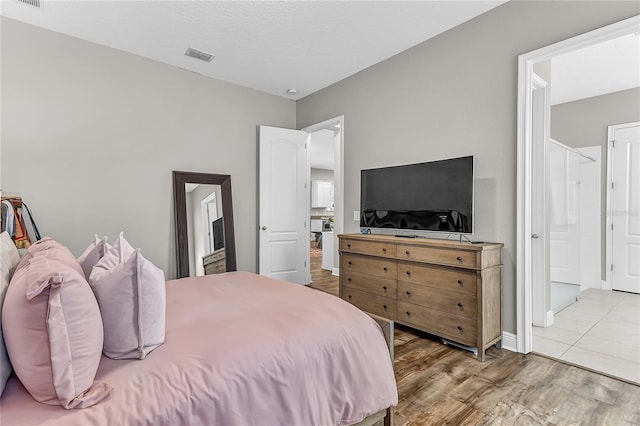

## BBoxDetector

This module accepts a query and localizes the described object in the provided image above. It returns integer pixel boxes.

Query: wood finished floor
[309,253,640,425]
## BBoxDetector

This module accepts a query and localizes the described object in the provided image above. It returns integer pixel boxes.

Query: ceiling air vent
[185,48,214,63]
[17,0,42,8]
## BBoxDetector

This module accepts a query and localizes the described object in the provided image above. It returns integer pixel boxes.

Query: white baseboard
[332,267,339,276]
[501,331,518,353]
[546,310,554,327]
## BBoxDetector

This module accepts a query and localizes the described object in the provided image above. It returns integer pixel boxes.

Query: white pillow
[0,231,20,396]
[77,235,112,280]
[89,232,134,283]
[89,233,166,359]
[0,231,20,275]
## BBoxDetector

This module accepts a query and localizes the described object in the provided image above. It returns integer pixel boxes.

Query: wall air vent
[185,48,214,63]
[17,0,42,8]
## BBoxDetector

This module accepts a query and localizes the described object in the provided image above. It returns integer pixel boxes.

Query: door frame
[606,121,640,291]
[302,115,345,279]
[516,16,639,354]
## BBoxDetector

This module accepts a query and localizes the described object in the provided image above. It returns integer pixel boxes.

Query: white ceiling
[310,128,337,170]
[0,0,506,100]
[550,33,640,105]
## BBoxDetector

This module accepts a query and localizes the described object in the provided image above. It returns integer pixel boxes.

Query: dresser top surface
[338,233,503,251]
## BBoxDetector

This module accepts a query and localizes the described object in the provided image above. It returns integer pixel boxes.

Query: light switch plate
[353,211,360,221]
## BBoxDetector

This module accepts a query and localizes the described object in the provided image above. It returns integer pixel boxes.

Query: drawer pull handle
[406,291,411,296]
[382,286,387,291]
[347,244,351,248]
[457,326,464,333]
[457,303,463,309]
[382,248,387,253]
[347,278,352,282]
[457,280,464,287]
[383,305,387,310]
[406,271,411,276]
[406,311,411,316]
[348,261,352,266]
[348,295,352,300]
[456,256,463,262]
[405,250,410,255]
[383,267,388,272]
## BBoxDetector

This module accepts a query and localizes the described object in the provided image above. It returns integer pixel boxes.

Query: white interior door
[258,125,309,284]
[549,143,581,285]
[531,74,548,327]
[611,122,640,294]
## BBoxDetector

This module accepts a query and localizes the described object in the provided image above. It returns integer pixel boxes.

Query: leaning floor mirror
[173,171,237,278]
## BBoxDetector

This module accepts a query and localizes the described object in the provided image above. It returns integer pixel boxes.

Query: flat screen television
[212,217,225,251]
[360,156,474,234]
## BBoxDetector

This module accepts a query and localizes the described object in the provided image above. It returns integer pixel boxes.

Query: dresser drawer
[397,244,478,269]
[342,286,396,319]
[397,302,476,346]
[397,281,477,319]
[397,263,477,295]
[341,270,397,298]
[340,239,396,257]
[342,253,397,279]
[204,259,226,274]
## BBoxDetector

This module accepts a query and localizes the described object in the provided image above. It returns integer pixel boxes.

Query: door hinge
[304,261,307,267]
[611,264,614,272]
[611,223,614,230]
[611,140,615,148]
[611,182,614,190]
[304,221,307,228]
[304,182,307,189]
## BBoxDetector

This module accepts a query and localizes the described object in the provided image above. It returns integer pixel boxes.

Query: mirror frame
[173,171,237,278]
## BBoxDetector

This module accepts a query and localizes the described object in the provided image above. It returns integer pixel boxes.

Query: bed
[0,271,398,425]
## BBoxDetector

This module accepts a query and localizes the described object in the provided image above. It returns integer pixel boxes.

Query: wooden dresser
[203,248,226,275]
[338,234,503,361]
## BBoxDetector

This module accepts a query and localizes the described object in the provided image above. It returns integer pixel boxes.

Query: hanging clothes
[0,196,41,249]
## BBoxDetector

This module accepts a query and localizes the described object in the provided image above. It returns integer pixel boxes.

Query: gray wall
[551,87,640,278]
[0,17,296,278]
[296,1,639,334]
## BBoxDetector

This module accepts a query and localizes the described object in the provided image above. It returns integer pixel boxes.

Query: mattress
[0,271,398,425]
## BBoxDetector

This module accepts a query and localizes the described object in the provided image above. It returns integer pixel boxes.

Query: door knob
[261,226,267,231]
[531,234,539,239]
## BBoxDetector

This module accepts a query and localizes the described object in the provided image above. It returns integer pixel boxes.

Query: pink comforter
[0,272,398,425]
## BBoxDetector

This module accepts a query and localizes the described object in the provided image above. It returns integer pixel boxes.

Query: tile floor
[532,288,640,384]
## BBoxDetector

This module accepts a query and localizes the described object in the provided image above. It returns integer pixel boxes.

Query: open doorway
[517,16,640,384]
[303,116,343,292]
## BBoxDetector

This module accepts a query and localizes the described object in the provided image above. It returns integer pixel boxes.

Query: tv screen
[212,217,225,251]
[360,156,474,234]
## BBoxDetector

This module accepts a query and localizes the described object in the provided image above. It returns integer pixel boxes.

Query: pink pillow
[77,235,112,280]
[2,240,111,409]
[89,234,166,359]
[14,237,83,274]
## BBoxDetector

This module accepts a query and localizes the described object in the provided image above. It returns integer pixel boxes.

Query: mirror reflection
[173,171,236,279]
[185,184,226,276]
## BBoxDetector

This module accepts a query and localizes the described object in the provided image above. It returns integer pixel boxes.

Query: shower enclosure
[548,139,600,313]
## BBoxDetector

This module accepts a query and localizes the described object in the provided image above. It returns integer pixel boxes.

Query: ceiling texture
[0,0,507,100]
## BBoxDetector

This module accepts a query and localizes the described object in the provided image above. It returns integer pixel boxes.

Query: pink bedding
[0,271,397,425]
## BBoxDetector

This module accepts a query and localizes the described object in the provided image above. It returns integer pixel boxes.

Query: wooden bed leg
[384,406,394,426]
[366,312,394,363]
[367,313,395,426]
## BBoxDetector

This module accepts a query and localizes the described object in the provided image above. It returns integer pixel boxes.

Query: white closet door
[611,123,640,294]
